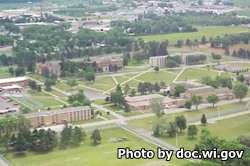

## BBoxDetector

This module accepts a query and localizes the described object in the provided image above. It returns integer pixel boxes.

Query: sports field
[137,26,250,45]
[6,127,189,166]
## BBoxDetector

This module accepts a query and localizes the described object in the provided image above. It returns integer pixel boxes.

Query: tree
[44,79,53,91]
[154,66,159,71]
[200,36,206,44]
[110,90,125,107]
[153,82,161,93]
[15,132,28,153]
[28,80,37,90]
[174,85,185,97]
[67,79,78,87]
[91,129,101,144]
[225,47,230,55]
[150,98,164,124]
[124,84,130,95]
[133,51,145,62]
[233,82,248,102]
[160,81,166,88]
[201,114,207,125]
[72,126,86,146]
[130,89,136,97]
[187,125,198,138]
[105,97,110,102]
[184,100,192,109]
[237,74,245,83]
[8,67,14,75]
[166,59,177,69]
[211,53,222,64]
[84,71,95,82]
[191,95,202,110]
[60,123,72,149]
[175,115,187,132]
[153,124,160,137]
[167,121,177,137]
[207,94,219,107]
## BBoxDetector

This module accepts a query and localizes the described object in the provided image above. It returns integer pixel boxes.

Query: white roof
[1,85,22,90]
[0,77,28,84]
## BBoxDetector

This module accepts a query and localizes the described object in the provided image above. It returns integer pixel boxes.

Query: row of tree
[231,48,250,59]
[137,81,165,94]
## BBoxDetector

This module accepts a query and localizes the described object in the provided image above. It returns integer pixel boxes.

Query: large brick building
[125,94,186,111]
[38,62,61,77]
[90,57,123,71]
[26,106,91,128]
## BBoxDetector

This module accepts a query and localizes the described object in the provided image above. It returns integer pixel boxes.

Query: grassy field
[137,71,177,85]
[0,69,11,79]
[234,0,250,7]
[137,26,250,45]
[6,127,188,166]
[129,102,247,131]
[33,97,64,107]
[176,68,228,81]
[27,90,51,97]
[160,114,250,150]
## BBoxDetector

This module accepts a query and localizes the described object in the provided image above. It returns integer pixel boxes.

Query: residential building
[38,62,61,77]
[149,56,166,68]
[26,106,91,128]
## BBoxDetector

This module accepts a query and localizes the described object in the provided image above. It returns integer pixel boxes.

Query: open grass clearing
[6,127,188,166]
[32,97,65,107]
[137,71,176,84]
[137,26,250,45]
[160,114,250,150]
[27,89,51,97]
[177,68,222,81]
[129,102,247,131]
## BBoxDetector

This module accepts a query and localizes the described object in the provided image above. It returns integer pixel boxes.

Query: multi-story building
[26,106,91,128]
[125,94,186,111]
[90,57,123,71]
[38,62,61,77]
[149,56,166,68]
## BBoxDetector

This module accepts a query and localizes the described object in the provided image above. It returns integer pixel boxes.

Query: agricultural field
[6,127,188,166]
[137,26,250,45]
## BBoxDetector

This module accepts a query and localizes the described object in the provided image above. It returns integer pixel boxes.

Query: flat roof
[1,85,22,90]
[0,77,28,84]
[125,94,164,103]
[25,106,91,118]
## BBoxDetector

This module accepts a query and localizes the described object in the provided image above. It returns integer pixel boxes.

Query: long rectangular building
[0,77,29,87]
[25,106,91,128]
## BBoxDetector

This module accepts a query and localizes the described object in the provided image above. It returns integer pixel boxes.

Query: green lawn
[137,26,250,45]
[160,114,250,150]
[27,90,51,97]
[129,102,247,131]
[100,112,117,120]
[128,60,148,66]
[177,68,221,81]
[72,118,103,125]
[94,76,116,85]
[234,0,250,7]
[0,2,33,10]
[0,69,11,79]
[237,9,250,17]
[117,111,144,117]
[6,127,188,166]
[123,79,141,88]
[55,82,72,91]
[137,71,176,85]
[33,97,65,107]
[114,76,129,84]
[48,90,67,98]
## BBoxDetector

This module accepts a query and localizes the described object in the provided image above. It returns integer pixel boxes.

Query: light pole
[217,107,220,118]
[176,132,178,146]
